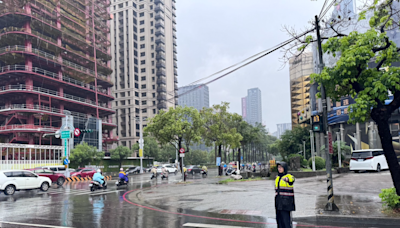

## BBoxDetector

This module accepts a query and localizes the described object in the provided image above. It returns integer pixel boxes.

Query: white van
[350,149,389,172]
[41,165,72,174]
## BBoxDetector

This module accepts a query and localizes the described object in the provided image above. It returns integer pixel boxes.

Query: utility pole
[310,130,316,171]
[315,15,339,211]
[337,132,342,168]
[303,140,306,159]
[136,116,144,173]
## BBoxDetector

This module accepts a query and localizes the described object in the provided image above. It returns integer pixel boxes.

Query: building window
[343,99,349,105]
[134,42,138,48]
[152,77,155,81]
[141,68,146,72]
[151,61,154,66]
[151,45,154,50]
[140,28,145,33]
[151,53,154,58]
[140,44,145,49]
[139,4,144,9]
[141,76,146,81]
[152,85,155,89]
[140,12,144,17]
[151,37,154,41]
[142,92,146,97]
[151,29,153,34]
[142,100,147,105]
[152,69,155,74]
[150,21,153,26]
[152,93,155,98]
[140,20,145,25]
[150,5,153,10]
[150,13,153,18]
[135,83,139,88]
[153,101,156,105]
[141,84,146,89]
[136,132,140,137]
[135,92,139,97]
[140,36,145,41]
[140,52,145,57]
[142,108,147,113]
[153,109,156,114]
[141,60,146,64]
[118,3,123,8]
[135,100,139,105]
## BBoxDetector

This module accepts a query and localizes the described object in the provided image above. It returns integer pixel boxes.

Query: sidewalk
[131,171,400,226]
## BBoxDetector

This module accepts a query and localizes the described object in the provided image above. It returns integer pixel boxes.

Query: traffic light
[312,115,323,132]
[81,129,94,133]
[298,106,311,124]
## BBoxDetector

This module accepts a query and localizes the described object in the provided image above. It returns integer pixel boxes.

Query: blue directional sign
[63,158,69,165]
[216,157,221,166]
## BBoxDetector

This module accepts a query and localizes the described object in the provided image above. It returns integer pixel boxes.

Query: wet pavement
[0,170,397,228]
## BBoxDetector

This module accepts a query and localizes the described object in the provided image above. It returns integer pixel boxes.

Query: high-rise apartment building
[276,123,292,139]
[289,52,313,126]
[0,0,116,150]
[178,84,209,111]
[111,0,177,148]
[243,88,262,126]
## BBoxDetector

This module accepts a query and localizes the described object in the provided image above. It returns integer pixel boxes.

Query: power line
[115,28,316,119]
[319,0,330,18]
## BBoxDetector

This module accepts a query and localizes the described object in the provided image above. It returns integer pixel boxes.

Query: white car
[350,149,389,172]
[162,164,177,174]
[0,170,52,195]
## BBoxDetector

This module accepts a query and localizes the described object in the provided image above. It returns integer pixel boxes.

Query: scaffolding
[0,143,63,170]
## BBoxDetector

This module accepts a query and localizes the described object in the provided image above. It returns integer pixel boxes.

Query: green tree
[158,144,176,163]
[132,136,160,160]
[321,141,351,167]
[69,142,101,168]
[110,145,131,168]
[144,106,203,172]
[277,126,310,160]
[311,0,400,194]
[184,150,208,165]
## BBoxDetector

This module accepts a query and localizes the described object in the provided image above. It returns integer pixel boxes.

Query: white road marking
[0,221,74,228]
[183,223,252,228]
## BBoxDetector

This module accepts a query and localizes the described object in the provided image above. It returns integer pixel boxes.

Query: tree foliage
[110,145,131,168]
[311,0,400,194]
[184,150,208,165]
[69,142,101,168]
[132,136,160,160]
[277,126,311,160]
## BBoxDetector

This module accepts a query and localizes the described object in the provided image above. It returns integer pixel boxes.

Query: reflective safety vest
[275,174,295,196]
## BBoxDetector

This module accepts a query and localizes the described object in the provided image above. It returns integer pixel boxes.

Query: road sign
[179,148,185,153]
[328,132,333,154]
[64,140,68,157]
[74,128,81,137]
[139,149,143,157]
[180,153,185,158]
[216,157,221,166]
[63,158,69,165]
[61,130,70,139]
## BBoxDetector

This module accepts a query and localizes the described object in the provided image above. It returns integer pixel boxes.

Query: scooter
[90,180,107,191]
[201,169,207,177]
[151,172,157,179]
[115,178,128,188]
[161,171,168,180]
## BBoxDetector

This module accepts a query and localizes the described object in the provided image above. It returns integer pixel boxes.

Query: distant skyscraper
[243,88,262,126]
[178,84,210,151]
[178,84,209,110]
[241,97,247,121]
[276,123,292,139]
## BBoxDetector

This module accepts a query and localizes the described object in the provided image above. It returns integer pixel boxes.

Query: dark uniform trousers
[276,210,292,228]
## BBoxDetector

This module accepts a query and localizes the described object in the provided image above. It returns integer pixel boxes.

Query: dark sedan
[187,165,202,175]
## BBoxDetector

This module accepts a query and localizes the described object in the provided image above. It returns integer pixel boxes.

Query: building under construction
[0,0,117,151]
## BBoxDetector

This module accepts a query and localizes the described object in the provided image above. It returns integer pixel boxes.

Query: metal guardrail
[0,124,57,132]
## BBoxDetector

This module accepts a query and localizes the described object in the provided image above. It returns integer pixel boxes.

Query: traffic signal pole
[315,15,339,211]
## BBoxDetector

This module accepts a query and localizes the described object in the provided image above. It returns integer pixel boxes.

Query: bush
[379,188,400,209]
[302,159,308,167]
[308,156,325,170]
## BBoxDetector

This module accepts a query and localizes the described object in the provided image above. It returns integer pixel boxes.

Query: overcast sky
[176,0,327,133]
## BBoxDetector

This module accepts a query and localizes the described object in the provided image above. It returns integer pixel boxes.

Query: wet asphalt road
[0,171,394,228]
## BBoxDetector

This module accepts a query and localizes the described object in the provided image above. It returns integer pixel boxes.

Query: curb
[294,214,400,227]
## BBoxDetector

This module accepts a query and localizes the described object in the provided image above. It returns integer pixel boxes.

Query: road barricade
[65,175,112,182]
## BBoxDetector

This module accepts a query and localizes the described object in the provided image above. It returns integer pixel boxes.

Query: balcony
[174,69,178,76]
[174,76,178,83]
[174,84,178,91]
[155,28,165,36]
[156,60,166,68]
[155,21,165,28]
[174,62,178,68]
[157,86,167,93]
[157,94,167,100]
[154,5,164,13]
[156,44,165,52]
[172,1,176,9]
[172,11,176,17]
[173,54,177,61]
[173,31,177,39]
[155,12,165,21]
[172,24,176,31]
[155,37,165,44]
[173,39,177,46]
[156,53,166,60]
[156,70,166,77]
[157,102,167,109]
[173,46,177,54]
[154,0,164,5]
[172,17,176,24]
[157,77,166,84]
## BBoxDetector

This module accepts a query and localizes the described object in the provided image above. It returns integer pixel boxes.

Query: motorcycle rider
[93,169,105,187]
[151,166,157,179]
[119,168,129,183]
[161,166,168,178]
[201,165,208,174]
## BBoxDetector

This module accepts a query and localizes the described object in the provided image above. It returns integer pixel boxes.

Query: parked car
[350,149,389,172]
[70,168,96,178]
[162,164,177,174]
[0,170,51,195]
[156,167,163,174]
[125,167,137,174]
[187,165,202,175]
[126,166,145,174]
[146,166,156,173]
[41,165,67,174]
[27,168,66,186]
